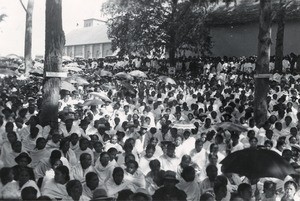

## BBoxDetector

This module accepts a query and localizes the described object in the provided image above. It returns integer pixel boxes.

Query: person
[71,153,95,183]
[30,137,51,167]
[104,134,123,153]
[1,140,22,167]
[41,165,70,200]
[94,152,115,185]
[176,166,201,201]
[199,164,218,195]
[237,183,252,201]
[104,167,131,198]
[281,180,297,201]
[66,179,88,201]
[2,166,40,199]
[159,143,180,172]
[152,170,187,201]
[0,167,14,198]
[12,152,34,181]
[139,144,157,175]
[75,138,94,164]
[200,192,215,201]
[123,160,146,191]
[260,181,279,201]
[91,188,114,201]
[21,186,38,201]
[82,172,100,200]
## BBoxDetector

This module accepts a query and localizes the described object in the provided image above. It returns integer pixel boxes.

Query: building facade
[64,18,112,59]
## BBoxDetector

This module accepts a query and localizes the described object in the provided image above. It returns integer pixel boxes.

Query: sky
[0,0,106,57]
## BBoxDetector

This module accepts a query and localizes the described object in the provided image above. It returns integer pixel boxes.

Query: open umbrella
[89,92,112,102]
[121,81,137,94]
[214,122,248,132]
[220,148,296,180]
[115,72,133,80]
[170,123,196,130]
[0,68,19,77]
[99,70,113,77]
[63,66,82,72]
[144,79,156,84]
[129,70,147,78]
[83,99,104,106]
[64,76,89,85]
[158,76,176,85]
[61,81,76,92]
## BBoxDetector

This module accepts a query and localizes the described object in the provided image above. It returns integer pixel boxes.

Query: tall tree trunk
[274,0,286,74]
[24,0,34,75]
[254,0,272,127]
[39,0,65,127]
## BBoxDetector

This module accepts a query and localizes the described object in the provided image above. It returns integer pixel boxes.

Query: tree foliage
[102,0,232,60]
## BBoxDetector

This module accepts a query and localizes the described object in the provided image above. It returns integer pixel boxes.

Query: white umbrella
[158,76,176,85]
[129,70,147,78]
[90,92,112,102]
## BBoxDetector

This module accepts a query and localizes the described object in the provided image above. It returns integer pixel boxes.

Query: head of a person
[195,138,204,152]
[107,147,117,161]
[50,150,62,166]
[214,182,227,201]
[163,170,179,188]
[54,165,70,185]
[180,155,192,168]
[66,180,83,201]
[166,143,176,158]
[175,135,183,146]
[0,167,14,185]
[18,167,34,187]
[35,137,47,150]
[125,160,138,175]
[94,141,103,153]
[59,138,70,153]
[70,133,79,145]
[21,186,38,201]
[249,137,258,148]
[29,126,39,139]
[209,143,219,154]
[86,172,99,191]
[263,181,276,198]
[282,149,293,162]
[208,153,218,166]
[181,166,195,182]
[206,164,218,182]
[200,192,215,201]
[149,159,161,172]
[237,183,252,201]
[12,140,22,154]
[100,152,110,167]
[264,140,273,150]
[284,180,297,199]
[79,138,89,151]
[80,153,92,169]
[145,144,155,158]
[7,131,17,144]
[113,167,124,185]
[15,152,31,167]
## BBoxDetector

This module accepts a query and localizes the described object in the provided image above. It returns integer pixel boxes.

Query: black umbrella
[220,148,296,180]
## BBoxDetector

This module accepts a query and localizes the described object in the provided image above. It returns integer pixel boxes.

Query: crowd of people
[0,54,300,201]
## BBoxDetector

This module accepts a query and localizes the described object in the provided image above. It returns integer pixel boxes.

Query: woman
[94,152,115,185]
[2,166,40,199]
[145,159,165,195]
[123,160,146,192]
[104,134,123,153]
[59,138,77,167]
[41,165,70,200]
[0,167,14,198]
[30,137,50,167]
[139,144,157,175]
[281,180,297,201]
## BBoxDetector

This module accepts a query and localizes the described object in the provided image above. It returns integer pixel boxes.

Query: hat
[291,144,300,152]
[15,152,32,164]
[164,170,179,183]
[92,188,113,200]
[65,113,75,121]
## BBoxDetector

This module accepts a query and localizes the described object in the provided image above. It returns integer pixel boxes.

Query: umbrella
[171,123,196,130]
[0,68,19,77]
[158,76,176,85]
[99,70,113,77]
[220,148,297,180]
[62,66,82,72]
[115,72,133,80]
[89,92,112,102]
[129,70,147,78]
[64,76,89,85]
[214,122,248,132]
[61,81,76,92]
[144,79,156,84]
[83,99,104,106]
[121,81,137,94]
[29,68,43,77]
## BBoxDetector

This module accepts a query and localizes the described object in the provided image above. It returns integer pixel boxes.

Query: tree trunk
[254,0,272,127]
[39,0,65,127]
[274,0,286,74]
[24,0,34,75]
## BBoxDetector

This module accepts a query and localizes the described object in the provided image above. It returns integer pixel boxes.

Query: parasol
[220,148,297,180]
[129,70,147,78]
[115,72,133,80]
[61,81,76,92]
[158,76,176,85]
[89,92,112,102]
[83,99,104,106]
[214,122,248,132]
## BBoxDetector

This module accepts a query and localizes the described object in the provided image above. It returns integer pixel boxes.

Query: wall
[210,21,300,57]
[102,43,113,57]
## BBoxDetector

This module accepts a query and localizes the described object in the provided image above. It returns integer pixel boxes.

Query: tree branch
[19,0,27,12]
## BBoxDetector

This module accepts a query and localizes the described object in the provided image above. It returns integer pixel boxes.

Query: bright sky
[0,0,106,57]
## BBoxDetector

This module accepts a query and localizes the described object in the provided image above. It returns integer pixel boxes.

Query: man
[94,152,115,185]
[159,143,180,172]
[70,153,95,183]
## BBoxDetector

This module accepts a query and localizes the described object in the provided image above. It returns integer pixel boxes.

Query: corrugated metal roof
[65,24,111,46]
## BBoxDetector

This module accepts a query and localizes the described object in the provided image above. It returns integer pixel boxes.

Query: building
[64,18,112,59]
[208,0,300,57]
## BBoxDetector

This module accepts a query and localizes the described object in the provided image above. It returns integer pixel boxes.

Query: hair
[237,183,251,195]
[200,192,214,201]
[113,167,124,176]
[146,144,156,152]
[284,180,298,190]
[0,167,13,185]
[56,165,70,182]
[117,189,134,201]
[59,138,70,150]
[149,159,161,171]
[21,186,38,201]
[66,179,82,196]
[80,153,91,162]
[125,160,139,169]
[86,172,98,182]
[181,166,195,182]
